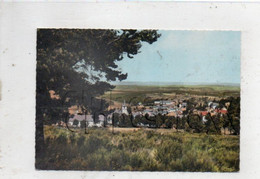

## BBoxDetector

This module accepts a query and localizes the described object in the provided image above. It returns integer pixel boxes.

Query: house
[161,111,168,115]
[153,106,159,110]
[215,109,228,115]
[132,111,142,118]
[137,104,144,110]
[68,114,92,127]
[208,102,219,109]
[162,100,174,106]
[182,102,187,108]
[106,113,113,125]
[167,111,177,117]
[68,114,105,128]
[198,111,210,123]
[200,111,208,116]
[143,109,154,116]
[154,101,161,105]
[168,108,176,113]
[154,100,174,106]
[212,102,219,109]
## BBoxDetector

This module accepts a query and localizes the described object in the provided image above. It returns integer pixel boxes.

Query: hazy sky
[116,30,241,84]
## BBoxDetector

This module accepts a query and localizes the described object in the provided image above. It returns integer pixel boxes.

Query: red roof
[220,110,227,114]
[201,111,208,116]
[215,109,228,114]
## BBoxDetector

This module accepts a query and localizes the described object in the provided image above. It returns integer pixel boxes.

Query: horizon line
[110,81,240,86]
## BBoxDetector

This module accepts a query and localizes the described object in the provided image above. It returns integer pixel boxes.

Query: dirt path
[106,127,181,133]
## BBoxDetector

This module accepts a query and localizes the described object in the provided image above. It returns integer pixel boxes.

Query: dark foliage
[36,29,161,156]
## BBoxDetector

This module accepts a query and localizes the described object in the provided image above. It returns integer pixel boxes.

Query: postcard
[1,2,260,179]
[35,29,240,172]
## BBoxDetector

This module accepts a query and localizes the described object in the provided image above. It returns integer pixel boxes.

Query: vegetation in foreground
[36,126,239,172]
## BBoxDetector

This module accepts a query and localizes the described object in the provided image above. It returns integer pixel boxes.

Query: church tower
[122,100,129,115]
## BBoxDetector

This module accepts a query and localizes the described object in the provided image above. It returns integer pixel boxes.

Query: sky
[115,30,241,85]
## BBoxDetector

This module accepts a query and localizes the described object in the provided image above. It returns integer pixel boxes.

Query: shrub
[37,126,240,171]
[155,140,183,167]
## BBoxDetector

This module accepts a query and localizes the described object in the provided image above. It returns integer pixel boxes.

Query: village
[61,96,229,129]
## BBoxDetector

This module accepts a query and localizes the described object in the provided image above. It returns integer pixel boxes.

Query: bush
[36,126,240,171]
[156,140,183,166]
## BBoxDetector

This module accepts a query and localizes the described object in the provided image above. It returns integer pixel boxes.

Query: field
[36,126,239,172]
[102,84,240,105]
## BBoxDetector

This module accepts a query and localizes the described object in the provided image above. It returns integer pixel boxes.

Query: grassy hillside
[102,84,240,104]
[36,126,239,171]
[114,84,240,91]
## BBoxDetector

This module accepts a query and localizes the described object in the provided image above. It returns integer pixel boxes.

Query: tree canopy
[36,29,161,155]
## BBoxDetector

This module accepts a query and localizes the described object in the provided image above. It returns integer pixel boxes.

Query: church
[121,100,129,115]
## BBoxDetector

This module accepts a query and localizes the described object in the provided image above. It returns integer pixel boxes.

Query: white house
[68,114,105,128]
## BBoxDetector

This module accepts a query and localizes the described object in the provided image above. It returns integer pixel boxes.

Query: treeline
[112,113,239,135]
